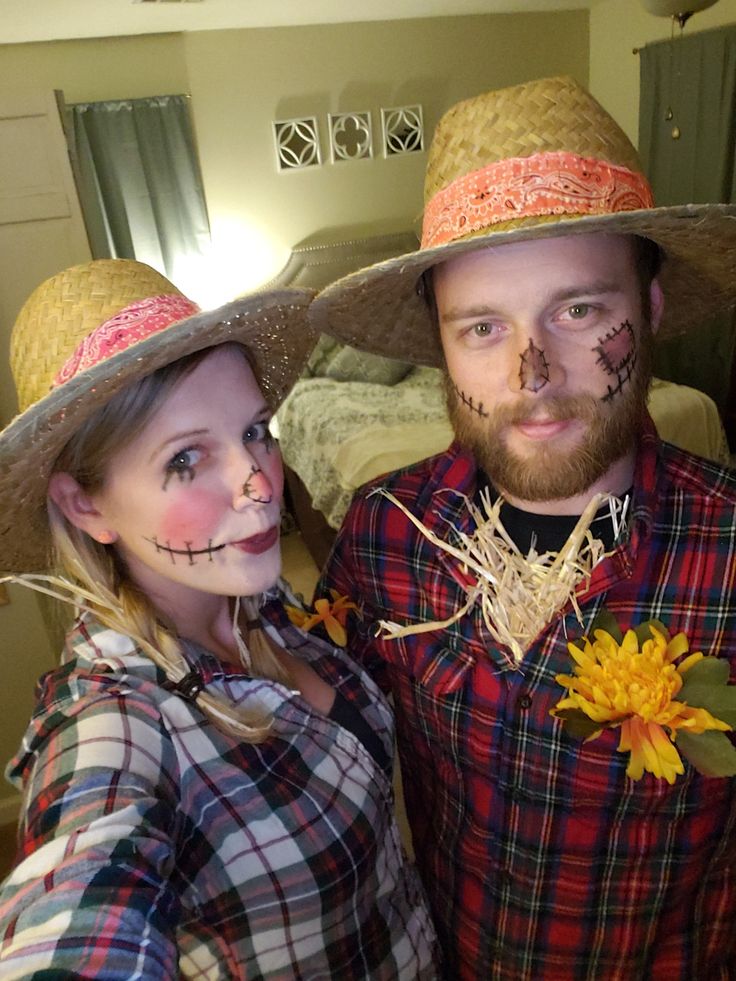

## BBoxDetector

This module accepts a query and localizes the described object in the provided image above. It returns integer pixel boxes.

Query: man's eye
[568,303,590,319]
[244,421,272,444]
[472,322,493,336]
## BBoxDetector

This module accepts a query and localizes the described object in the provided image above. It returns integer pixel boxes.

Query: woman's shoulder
[27,613,171,737]
[63,612,158,674]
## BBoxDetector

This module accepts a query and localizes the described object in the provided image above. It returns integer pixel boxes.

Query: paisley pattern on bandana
[422,151,655,249]
[53,294,201,388]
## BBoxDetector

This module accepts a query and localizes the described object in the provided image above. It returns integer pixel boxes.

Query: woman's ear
[48,473,118,544]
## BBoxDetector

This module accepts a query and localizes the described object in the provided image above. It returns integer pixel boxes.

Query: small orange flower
[286,590,359,646]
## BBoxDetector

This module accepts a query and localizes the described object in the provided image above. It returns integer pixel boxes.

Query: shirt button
[517,693,532,709]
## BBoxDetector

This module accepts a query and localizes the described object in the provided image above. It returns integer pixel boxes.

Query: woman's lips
[230,525,279,554]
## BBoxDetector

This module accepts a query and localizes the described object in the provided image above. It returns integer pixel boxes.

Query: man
[311,76,736,979]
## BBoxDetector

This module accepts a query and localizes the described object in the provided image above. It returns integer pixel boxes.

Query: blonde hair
[45,343,293,742]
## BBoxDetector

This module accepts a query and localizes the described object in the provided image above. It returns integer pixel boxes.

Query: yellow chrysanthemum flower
[285,590,359,647]
[552,626,731,783]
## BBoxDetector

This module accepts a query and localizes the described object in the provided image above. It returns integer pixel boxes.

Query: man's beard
[444,327,654,502]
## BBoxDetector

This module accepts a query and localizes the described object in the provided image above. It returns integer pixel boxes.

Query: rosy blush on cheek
[158,488,223,547]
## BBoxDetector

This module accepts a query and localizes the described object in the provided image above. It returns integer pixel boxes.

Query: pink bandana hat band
[53,293,201,388]
[421,150,655,249]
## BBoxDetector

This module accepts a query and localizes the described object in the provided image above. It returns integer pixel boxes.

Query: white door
[0,90,91,826]
[0,89,91,425]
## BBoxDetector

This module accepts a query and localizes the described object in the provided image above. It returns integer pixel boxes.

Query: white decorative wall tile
[328,111,373,163]
[381,105,424,157]
[273,117,321,171]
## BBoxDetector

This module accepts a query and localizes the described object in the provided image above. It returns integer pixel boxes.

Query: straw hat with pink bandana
[0,259,315,572]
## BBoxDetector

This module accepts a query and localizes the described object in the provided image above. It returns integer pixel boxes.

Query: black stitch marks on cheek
[145,537,226,565]
[593,320,638,403]
[519,339,550,393]
[452,381,489,418]
[240,464,273,505]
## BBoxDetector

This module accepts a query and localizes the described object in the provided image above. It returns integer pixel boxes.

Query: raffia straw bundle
[375,488,628,663]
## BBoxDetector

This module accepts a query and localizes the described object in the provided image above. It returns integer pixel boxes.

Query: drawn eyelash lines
[594,320,637,403]
[145,538,226,565]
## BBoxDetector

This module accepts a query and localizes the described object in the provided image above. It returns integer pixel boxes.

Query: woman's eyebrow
[150,428,209,463]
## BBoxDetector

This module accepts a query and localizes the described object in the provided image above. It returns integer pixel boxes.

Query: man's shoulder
[657,441,736,506]
[349,441,471,511]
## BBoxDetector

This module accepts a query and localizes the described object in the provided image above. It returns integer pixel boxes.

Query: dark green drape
[639,25,736,439]
[68,94,211,282]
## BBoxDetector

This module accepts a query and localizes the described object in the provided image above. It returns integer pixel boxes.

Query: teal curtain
[68,94,211,281]
[639,26,736,445]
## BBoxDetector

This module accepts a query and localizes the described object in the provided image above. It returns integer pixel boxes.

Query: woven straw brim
[310,204,736,366]
[0,287,316,573]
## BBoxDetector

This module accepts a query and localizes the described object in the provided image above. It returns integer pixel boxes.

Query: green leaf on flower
[677,657,736,726]
[632,618,669,647]
[679,688,736,728]
[552,708,604,741]
[676,730,736,778]
[679,655,730,687]
[587,609,623,643]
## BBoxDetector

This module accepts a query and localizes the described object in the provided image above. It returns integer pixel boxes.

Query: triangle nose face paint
[519,339,551,394]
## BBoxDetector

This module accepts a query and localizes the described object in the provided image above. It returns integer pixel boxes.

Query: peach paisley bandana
[421,151,655,249]
[54,294,201,388]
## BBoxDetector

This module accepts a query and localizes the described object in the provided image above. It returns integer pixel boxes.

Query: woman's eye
[163,447,201,487]
[244,421,273,445]
[567,303,591,320]
[473,322,492,336]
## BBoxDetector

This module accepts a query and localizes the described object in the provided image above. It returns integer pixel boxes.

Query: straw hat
[311,75,736,365]
[0,259,316,572]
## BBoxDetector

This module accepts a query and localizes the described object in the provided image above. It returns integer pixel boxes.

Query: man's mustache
[478,393,600,427]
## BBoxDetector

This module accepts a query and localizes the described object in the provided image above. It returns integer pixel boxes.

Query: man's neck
[498,449,636,516]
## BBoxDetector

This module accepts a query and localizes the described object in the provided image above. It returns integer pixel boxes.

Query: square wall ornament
[381,105,424,157]
[328,111,373,163]
[273,116,321,171]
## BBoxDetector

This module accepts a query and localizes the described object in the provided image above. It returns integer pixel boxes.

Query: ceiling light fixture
[640,0,718,28]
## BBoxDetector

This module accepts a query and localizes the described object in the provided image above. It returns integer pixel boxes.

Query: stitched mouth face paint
[451,379,489,418]
[519,339,550,393]
[144,536,226,565]
[593,320,637,403]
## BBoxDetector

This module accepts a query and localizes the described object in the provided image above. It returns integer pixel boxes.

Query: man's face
[434,233,663,508]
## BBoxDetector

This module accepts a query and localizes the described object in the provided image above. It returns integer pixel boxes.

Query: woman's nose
[232,461,274,510]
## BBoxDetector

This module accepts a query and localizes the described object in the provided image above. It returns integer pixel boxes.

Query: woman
[0,260,436,979]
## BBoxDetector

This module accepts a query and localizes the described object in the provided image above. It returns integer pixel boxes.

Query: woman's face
[82,346,284,606]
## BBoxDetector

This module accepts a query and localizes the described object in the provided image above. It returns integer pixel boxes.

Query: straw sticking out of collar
[373,488,629,664]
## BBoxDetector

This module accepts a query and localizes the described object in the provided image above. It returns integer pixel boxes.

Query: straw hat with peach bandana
[310,75,736,363]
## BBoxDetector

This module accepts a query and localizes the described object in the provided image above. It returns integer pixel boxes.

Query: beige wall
[0,33,189,103]
[589,0,736,148]
[185,13,588,299]
[0,12,587,819]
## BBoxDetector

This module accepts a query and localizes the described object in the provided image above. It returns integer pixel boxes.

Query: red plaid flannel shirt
[318,421,736,980]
